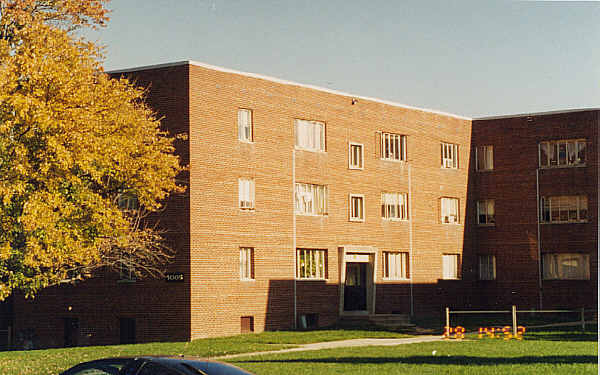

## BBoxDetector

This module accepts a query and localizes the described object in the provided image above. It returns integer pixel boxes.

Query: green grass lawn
[229,330,598,375]
[0,329,409,375]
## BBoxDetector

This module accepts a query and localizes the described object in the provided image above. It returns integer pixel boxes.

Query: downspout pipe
[408,164,414,317]
[293,149,297,329]
[536,168,543,310]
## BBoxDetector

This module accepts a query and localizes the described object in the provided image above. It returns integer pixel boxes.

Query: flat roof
[108,61,598,122]
[108,60,472,121]
[475,108,600,120]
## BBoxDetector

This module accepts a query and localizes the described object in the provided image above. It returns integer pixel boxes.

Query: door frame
[338,246,377,316]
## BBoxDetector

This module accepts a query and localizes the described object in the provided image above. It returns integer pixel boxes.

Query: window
[441,197,459,224]
[381,192,408,220]
[543,253,590,280]
[383,252,409,280]
[540,195,587,223]
[441,142,458,169]
[478,255,496,280]
[380,133,406,161]
[117,191,138,211]
[238,109,253,142]
[295,119,325,152]
[295,183,327,215]
[349,194,365,222]
[539,139,586,168]
[297,249,327,279]
[238,178,255,209]
[442,254,459,279]
[349,142,364,169]
[240,247,254,280]
[477,200,495,225]
[476,145,494,171]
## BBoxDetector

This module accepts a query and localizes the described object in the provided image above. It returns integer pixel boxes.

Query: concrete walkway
[215,335,443,360]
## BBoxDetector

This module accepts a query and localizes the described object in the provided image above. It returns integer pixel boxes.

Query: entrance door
[344,262,367,311]
[64,318,79,347]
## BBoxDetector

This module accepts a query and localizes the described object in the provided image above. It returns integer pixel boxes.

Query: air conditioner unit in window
[448,215,457,223]
[444,159,453,168]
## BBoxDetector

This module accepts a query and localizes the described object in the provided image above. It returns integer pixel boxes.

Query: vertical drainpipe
[408,164,414,317]
[293,149,297,329]
[536,168,543,310]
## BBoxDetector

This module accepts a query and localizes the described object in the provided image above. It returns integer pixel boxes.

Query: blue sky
[85,1,599,118]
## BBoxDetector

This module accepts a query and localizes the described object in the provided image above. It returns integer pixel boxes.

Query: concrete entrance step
[339,314,414,329]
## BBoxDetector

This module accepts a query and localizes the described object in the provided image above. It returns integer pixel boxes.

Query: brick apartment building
[0,61,597,348]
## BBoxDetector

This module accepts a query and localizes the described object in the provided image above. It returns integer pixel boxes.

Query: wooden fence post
[446,307,450,332]
[512,305,517,337]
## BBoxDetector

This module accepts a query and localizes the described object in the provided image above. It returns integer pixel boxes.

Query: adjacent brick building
[2,61,597,348]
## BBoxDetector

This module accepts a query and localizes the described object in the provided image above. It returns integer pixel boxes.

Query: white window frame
[117,191,139,211]
[295,183,327,216]
[240,247,254,281]
[478,255,496,280]
[441,142,459,169]
[296,249,327,280]
[238,109,253,142]
[238,178,255,210]
[543,253,590,280]
[477,200,495,225]
[476,145,494,171]
[539,139,586,168]
[442,254,459,280]
[381,192,409,221]
[349,194,365,222]
[383,252,409,280]
[441,197,459,224]
[348,142,364,170]
[380,133,407,162]
[295,119,325,152]
[540,195,587,224]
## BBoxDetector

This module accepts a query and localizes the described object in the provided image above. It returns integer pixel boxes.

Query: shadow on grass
[523,332,598,342]
[236,355,597,366]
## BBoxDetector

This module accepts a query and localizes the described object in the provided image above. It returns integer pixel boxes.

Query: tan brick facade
[5,62,597,348]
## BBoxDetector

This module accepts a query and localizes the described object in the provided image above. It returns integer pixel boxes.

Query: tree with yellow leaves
[0,1,184,300]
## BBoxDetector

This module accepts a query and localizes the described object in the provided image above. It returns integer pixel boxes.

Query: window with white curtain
[295,183,327,215]
[297,249,327,279]
[349,194,365,221]
[380,133,406,161]
[383,252,409,280]
[539,139,586,168]
[476,145,493,171]
[295,119,325,152]
[238,178,255,209]
[540,195,587,223]
[381,192,408,220]
[477,200,495,225]
[238,109,253,142]
[442,254,459,279]
[240,247,254,280]
[441,142,458,169]
[478,255,496,280]
[441,197,459,224]
[543,253,590,280]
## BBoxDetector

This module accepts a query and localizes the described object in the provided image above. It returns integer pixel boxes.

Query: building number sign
[444,326,526,340]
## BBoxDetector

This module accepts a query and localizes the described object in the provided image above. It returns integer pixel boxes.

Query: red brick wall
[471,110,598,309]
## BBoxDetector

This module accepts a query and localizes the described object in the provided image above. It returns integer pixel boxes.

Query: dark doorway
[119,318,136,344]
[64,318,79,347]
[344,262,367,311]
